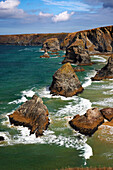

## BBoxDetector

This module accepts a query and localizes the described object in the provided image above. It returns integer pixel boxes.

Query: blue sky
[0,0,113,34]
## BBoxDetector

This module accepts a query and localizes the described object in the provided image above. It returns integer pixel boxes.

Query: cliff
[62,25,113,64]
[0,33,68,48]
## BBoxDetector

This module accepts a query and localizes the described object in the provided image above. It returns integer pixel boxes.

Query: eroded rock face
[8,95,50,137]
[62,39,92,65]
[91,54,113,81]
[42,38,60,51]
[100,108,113,121]
[69,108,104,136]
[62,25,113,64]
[49,63,84,97]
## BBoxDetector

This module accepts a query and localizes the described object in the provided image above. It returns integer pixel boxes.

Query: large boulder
[49,63,84,97]
[42,38,60,51]
[62,39,92,65]
[91,54,113,81]
[69,108,104,136]
[100,108,113,121]
[8,95,50,137]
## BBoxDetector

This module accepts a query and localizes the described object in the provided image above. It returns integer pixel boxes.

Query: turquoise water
[0,45,113,170]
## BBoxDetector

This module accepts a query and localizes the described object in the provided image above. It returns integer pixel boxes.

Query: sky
[0,0,113,34]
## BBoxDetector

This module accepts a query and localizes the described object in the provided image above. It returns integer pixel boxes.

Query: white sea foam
[82,70,96,88]
[93,97,113,107]
[8,88,35,104]
[56,97,92,117]
[91,55,107,63]
[21,89,35,97]
[8,96,27,104]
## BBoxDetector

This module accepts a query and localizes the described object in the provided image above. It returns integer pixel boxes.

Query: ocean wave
[56,97,92,117]
[82,70,96,88]
[91,55,107,63]
[93,97,113,107]
[8,88,35,104]
[0,120,93,160]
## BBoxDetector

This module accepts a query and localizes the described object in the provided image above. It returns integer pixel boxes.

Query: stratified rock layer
[8,95,49,137]
[62,25,113,64]
[100,108,113,121]
[49,63,84,97]
[69,108,104,136]
[42,38,60,51]
[92,54,113,80]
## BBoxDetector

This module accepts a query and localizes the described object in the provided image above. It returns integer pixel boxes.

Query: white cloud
[39,12,53,17]
[0,0,27,19]
[52,11,75,22]
[0,0,20,9]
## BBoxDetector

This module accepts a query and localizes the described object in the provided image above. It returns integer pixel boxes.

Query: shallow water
[0,45,113,169]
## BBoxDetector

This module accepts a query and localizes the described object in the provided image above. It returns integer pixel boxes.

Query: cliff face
[62,25,113,64]
[0,33,68,47]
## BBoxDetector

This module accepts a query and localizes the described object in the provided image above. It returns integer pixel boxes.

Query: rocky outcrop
[49,63,84,97]
[91,54,113,81]
[69,108,104,136]
[62,25,113,64]
[100,108,113,121]
[0,136,4,141]
[40,51,50,58]
[73,66,85,72]
[0,33,68,47]
[8,95,50,137]
[42,38,60,51]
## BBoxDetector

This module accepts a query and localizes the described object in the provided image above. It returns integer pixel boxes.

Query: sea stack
[62,39,92,65]
[40,50,50,58]
[42,38,60,51]
[49,63,84,97]
[8,95,50,137]
[92,54,113,81]
[69,108,104,136]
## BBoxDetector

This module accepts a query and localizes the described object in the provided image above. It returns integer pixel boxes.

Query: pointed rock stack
[8,95,50,137]
[92,54,113,81]
[49,63,84,97]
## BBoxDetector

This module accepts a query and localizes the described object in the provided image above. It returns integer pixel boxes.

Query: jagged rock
[42,38,60,51]
[69,108,104,136]
[100,108,113,121]
[0,136,4,141]
[91,54,113,81]
[62,39,92,65]
[73,66,85,72]
[40,51,50,58]
[62,25,113,64]
[49,63,84,97]
[8,95,50,137]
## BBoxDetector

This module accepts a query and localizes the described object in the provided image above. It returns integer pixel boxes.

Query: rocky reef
[100,108,113,121]
[69,108,104,136]
[92,54,113,81]
[49,63,84,97]
[62,25,113,64]
[42,38,60,51]
[8,95,50,137]
[73,66,85,72]
[40,50,50,58]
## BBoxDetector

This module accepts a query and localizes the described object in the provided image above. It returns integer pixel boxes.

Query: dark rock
[100,108,113,121]
[69,108,104,136]
[8,95,50,137]
[62,39,92,65]
[91,54,113,81]
[0,136,4,141]
[40,50,50,58]
[73,66,85,72]
[42,38,60,51]
[49,63,84,97]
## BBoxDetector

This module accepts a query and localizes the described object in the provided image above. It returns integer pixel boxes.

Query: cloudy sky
[0,0,113,34]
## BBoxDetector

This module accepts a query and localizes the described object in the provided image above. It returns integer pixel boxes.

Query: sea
[0,45,113,170]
